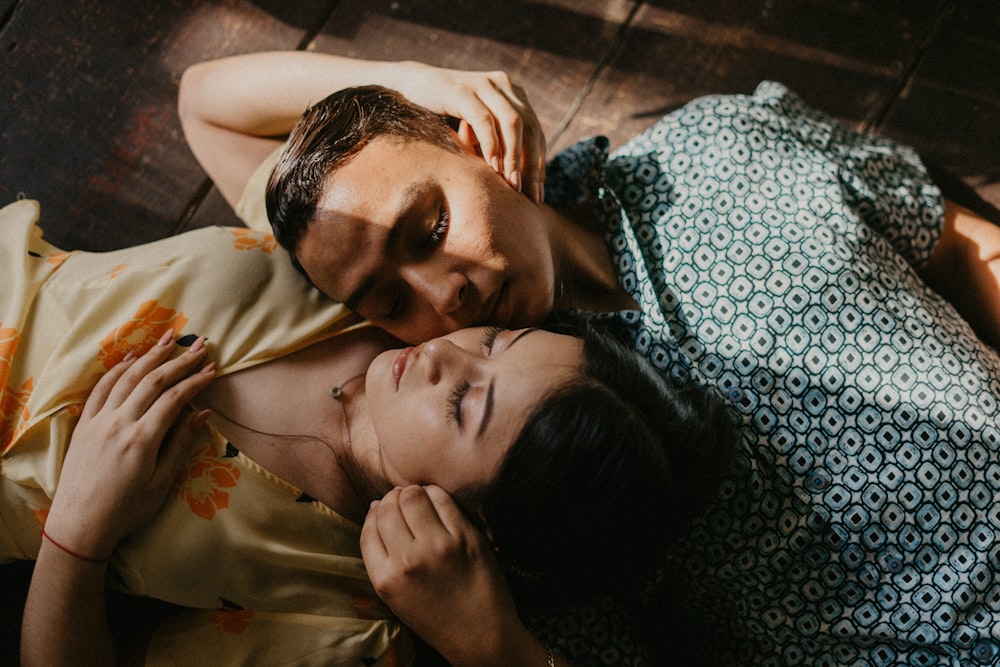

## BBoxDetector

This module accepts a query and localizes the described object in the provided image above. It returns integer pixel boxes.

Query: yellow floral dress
[0,197,412,666]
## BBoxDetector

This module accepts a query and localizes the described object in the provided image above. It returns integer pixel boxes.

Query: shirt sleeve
[234,147,283,233]
[611,81,945,270]
[751,81,944,268]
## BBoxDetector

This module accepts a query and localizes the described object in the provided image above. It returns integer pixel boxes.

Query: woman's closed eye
[480,326,504,354]
[448,379,471,426]
[448,328,507,426]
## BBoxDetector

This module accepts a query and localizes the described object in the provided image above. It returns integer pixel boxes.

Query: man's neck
[548,203,638,314]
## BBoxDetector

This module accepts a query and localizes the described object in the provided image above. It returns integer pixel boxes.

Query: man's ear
[454,119,483,157]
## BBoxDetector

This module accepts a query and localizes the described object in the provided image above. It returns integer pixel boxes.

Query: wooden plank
[0,0,17,25]
[0,0,336,251]
[560,1,945,154]
[310,0,637,153]
[880,0,1000,209]
[0,560,33,667]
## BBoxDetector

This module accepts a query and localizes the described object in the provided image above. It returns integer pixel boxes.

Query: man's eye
[426,206,449,246]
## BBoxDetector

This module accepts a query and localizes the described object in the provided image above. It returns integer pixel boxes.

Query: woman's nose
[419,338,470,384]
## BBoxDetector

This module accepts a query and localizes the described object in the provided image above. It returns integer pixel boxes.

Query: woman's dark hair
[479,317,735,603]
[266,85,459,273]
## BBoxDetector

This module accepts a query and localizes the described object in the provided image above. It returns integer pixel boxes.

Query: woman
[2,201,731,665]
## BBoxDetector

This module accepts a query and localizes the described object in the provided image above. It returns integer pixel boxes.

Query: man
[182,51,1000,666]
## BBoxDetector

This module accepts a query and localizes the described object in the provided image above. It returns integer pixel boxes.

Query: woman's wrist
[41,527,112,563]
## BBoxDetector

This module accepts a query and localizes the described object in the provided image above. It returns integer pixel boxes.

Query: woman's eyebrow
[506,327,537,350]
[476,328,538,438]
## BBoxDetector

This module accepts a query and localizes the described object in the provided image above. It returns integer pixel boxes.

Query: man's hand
[386,63,547,202]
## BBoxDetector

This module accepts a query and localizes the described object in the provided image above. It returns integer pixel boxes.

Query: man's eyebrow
[342,182,425,311]
[477,328,538,438]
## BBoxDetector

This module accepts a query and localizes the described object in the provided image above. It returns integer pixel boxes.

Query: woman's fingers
[80,352,139,419]
[111,335,210,417]
[150,410,210,491]
[421,484,476,537]
[101,330,179,409]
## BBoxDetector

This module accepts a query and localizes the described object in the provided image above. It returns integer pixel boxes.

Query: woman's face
[364,326,583,493]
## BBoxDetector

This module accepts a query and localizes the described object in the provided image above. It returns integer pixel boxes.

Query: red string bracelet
[41,527,111,563]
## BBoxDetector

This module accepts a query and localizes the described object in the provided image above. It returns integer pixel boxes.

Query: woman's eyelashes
[448,327,505,426]
[448,380,471,426]
[480,326,504,353]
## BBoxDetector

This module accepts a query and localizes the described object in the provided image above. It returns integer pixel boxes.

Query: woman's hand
[22,333,215,666]
[390,63,547,202]
[43,332,216,560]
[362,485,549,667]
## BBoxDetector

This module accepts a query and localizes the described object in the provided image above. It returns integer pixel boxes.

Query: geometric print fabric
[538,82,1000,666]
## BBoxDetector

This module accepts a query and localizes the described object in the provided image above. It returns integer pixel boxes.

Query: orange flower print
[32,508,49,528]
[0,325,17,392]
[383,628,416,667]
[209,609,254,635]
[229,228,277,254]
[109,263,129,279]
[1,378,32,454]
[176,443,241,520]
[1,325,30,453]
[352,595,379,621]
[45,250,74,268]
[98,301,188,370]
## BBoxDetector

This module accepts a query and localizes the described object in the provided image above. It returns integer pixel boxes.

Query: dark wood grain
[0,0,337,250]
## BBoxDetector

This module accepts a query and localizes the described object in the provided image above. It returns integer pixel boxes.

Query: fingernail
[200,362,216,375]
[123,350,136,363]
[192,410,212,429]
[158,330,174,346]
[187,336,206,353]
[490,156,501,173]
[510,170,521,192]
[369,500,380,511]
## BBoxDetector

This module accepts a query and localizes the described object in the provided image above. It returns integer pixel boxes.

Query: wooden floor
[0,0,997,662]
[0,0,997,254]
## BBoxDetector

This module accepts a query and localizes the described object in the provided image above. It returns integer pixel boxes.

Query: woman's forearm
[21,540,116,666]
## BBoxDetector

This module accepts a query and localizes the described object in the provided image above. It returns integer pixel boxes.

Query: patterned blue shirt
[543,81,1000,666]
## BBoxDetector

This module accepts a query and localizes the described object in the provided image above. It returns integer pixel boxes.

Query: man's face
[296,137,557,343]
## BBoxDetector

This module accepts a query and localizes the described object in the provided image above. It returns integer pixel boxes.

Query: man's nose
[403,265,467,318]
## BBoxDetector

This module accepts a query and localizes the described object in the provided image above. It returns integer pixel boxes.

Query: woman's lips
[392,346,413,389]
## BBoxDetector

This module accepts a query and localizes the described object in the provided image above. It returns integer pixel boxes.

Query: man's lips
[392,346,413,389]
[484,282,509,325]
